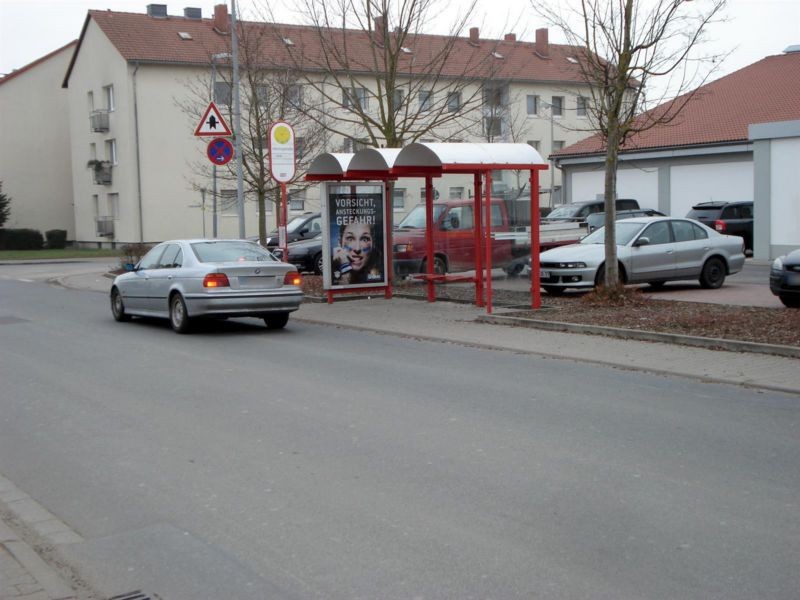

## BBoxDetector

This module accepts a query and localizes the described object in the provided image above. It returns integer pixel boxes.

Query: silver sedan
[539,217,746,294]
[110,239,304,332]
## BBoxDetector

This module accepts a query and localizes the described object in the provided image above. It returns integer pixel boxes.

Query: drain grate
[108,592,161,600]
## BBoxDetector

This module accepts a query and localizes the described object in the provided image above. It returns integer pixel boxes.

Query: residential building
[554,48,800,260]
[4,4,598,245]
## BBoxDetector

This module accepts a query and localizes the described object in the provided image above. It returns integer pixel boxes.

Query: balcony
[88,160,112,185]
[95,216,114,237]
[90,109,110,132]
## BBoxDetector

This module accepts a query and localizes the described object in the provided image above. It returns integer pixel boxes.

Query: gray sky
[1,0,798,86]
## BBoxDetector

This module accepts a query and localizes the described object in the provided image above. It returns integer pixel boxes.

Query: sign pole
[280,182,288,259]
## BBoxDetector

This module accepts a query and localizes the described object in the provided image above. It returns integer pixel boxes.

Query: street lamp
[211,51,231,238]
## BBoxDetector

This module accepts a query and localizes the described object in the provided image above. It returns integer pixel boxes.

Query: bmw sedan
[110,239,303,332]
[539,217,746,295]
[769,248,800,307]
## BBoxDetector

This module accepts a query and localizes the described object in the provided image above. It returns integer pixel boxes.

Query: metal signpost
[195,102,232,238]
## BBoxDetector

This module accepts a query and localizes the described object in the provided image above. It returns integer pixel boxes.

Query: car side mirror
[634,237,650,247]
[299,227,309,235]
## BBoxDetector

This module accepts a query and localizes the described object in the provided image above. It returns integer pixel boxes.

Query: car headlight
[556,262,587,269]
[771,257,784,272]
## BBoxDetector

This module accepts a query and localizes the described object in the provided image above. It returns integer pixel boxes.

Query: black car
[273,234,323,275]
[769,249,800,307]
[686,201,753,251]
[258,212,322,249]
[542,198,640,224]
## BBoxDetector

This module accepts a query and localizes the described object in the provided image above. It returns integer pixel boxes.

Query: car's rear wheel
[543,285,564,296]
[264,312,290,330]
[110,287,131,322]
[779,294,800,308]
[169,293,192,333]
[421,256,447,275]
[699,257,726,289]
[314,253,323,275]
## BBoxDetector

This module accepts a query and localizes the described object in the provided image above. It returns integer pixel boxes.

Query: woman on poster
[331,220,384,285]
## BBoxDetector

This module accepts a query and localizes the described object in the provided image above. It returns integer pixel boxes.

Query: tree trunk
[603,119,621,287]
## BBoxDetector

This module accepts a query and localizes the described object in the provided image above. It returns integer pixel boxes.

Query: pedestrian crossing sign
[194,102,232,137]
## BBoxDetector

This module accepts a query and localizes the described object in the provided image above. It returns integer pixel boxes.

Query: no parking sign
[207,138,234,165]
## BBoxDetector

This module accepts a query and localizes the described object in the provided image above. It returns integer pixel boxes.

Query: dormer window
[178,32,193,40]
[283,37,294,46]
[401,47,412,54]
[492,51,504,59]
[566,56,579,64]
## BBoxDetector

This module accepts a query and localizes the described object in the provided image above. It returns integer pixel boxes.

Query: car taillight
[203,273,230,288]
[284,271,302,286]
[714,219,726,232]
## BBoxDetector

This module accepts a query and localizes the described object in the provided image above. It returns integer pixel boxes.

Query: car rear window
[687,207,721,219]
[191,241,276,263]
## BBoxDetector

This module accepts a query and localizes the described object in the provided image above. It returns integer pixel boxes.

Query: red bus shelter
[306,143,548,313]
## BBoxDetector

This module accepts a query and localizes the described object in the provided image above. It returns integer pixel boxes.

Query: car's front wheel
[779,294,800,308]
[264,312,290,330]
[699,257,726,289]
[110,287,131,322]
[314,253,323,275]
[169,293,192,333]
[594,263,626,288]
[421,256,447,275]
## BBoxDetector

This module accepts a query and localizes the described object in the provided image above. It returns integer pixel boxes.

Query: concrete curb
[478,314,800,359]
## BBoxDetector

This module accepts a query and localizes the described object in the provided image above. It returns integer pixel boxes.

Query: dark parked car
[769,249,800,307]
[542,198,640,224]
[257,212,322,248]
[686,201,753,251]
[273,234,324,275]
[585,208,666,232]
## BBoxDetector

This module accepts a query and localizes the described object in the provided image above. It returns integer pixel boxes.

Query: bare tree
[534,0,727,288]
[283,0,506,149]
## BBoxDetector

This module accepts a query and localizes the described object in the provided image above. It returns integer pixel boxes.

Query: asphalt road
[1,276,798,599]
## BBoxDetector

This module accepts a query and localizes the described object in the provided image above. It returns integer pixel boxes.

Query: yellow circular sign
[273,125,291,144]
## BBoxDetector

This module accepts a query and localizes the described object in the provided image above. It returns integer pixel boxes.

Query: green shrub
[0,228,44,250]
[45,229,68,249]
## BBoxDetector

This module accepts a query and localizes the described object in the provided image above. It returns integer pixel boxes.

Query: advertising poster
[324,184,387,289]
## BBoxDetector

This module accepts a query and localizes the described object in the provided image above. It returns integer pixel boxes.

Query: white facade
[0,44,75,238]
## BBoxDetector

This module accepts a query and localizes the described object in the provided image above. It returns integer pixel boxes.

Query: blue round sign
[207,138,234,165]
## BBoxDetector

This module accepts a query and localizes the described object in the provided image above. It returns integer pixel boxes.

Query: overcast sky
[1,0,798,85]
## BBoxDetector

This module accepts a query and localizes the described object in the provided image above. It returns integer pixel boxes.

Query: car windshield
[396,204,446,228]
[191,241,276,262]
[544,205,583,219]
[287,215,312,233]
[580,221,646,246]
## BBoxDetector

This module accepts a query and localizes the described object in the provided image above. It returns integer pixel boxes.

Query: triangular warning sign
[194,102,232,137]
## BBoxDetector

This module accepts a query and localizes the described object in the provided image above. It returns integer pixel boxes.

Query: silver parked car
[110,239,304,332]
[539,217,746,295]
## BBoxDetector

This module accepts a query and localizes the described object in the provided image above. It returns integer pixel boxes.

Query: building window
[214,81,232,106]
[446,92,461,113]
[483,85,504,109]
[419,186,439,200]
[449,187,464,199]
[107,193,119,219]
[577,96,588,117]
[105,139,117,165]
[392,187,406,210]
[526,94,539,115]
[288,189,305,211]
[92,194,99,218]
[294,136,306,160]
[89,143,97,160]
[220,189,238,215]
[552,140,565,152]
[103,85,115,111]
[287,84,303,108]
[343,137,369,153]
[419,90,433,112]
[87,91,94,111]
[484,116,502,137]
[527,140,541,152]
[255,84,269,106]
[392,88,405,111]
[344,87,368,110]
[551,96,563,117]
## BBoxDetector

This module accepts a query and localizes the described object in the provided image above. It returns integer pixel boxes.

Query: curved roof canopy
[306,153,354,179]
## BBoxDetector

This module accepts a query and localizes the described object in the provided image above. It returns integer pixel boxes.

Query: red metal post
[425,175,435,302]
[484,169,493,314]
[530,169,541,309]
[385,180,393,299]
[473,172,484,307]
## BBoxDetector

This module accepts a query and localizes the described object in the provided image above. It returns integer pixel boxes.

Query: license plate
[787,273,800,286]
[238,276,277,289]
[540,270,550,279]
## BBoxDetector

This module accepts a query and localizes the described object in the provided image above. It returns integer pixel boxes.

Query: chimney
[184,7,202,19]
[213,4,229,33]
[504,33,516,42]
[469,27,480,46]
[147,4,168,18]
[535,28,549,57]
[374,16,385,47]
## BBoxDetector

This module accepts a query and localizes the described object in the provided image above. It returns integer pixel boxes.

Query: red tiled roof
[65,9,593,85]
[557,51,800,157]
